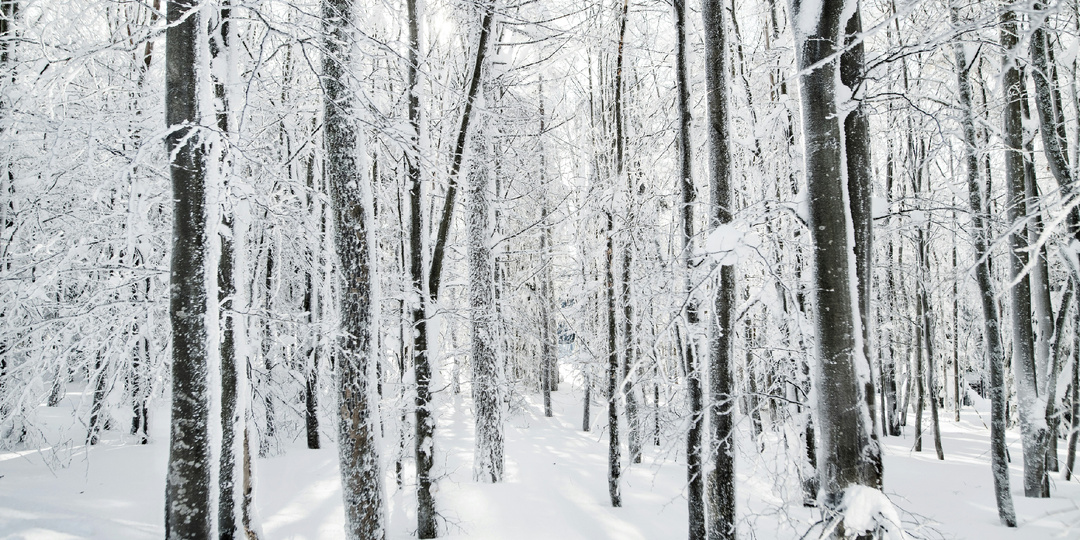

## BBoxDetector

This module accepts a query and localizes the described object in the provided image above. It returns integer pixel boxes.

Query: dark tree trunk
[1065,326,1080,480]
[672,1,702,536]
[303,149,321,451]
[164,1,212,537]
[605,0,629,510]
[87,353,107,445]
[917,229,944,460]
[951,4,1016,521]
[323,1,385,537]
[915,283,925,454]
[841,5,883,487]
[790,1,879,532]
[259,240,276,458]
[702,0,735,537]
[883,145,900,437]
[1000,3,1050,498]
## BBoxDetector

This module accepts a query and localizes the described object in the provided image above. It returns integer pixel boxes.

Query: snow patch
[702,223,760,266]
[840,485,905,539]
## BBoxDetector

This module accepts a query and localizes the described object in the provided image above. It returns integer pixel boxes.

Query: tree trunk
[951,3,1015,521]
[915,276,924,453]
[917,229,944,460]
[87,353,107,445]
[539,76,557,416]
[210,7,249,539]
[790,1,879,532]
[1065,326,1079,480]
[304,145,321,451]
[952,229,960,422]
[404,0,433,534]
[468,84,503,483]
[673,1,702,536]
[1000,3,1050,498]
[841,5,882,486]
[605,0,629,510]
[258,239,276,458]
[883,144,900,436]
[323,1,385,537]
[701,0,735,537]
[164,1,213,537]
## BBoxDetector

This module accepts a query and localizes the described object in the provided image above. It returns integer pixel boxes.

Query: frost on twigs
[817,485,906,539]
[700,223,760,266]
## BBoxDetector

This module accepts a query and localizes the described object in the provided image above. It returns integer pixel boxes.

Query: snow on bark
[791,0,883,531]
[702,0,736,537]
[672,0,704,537]
[950,2,1015,524]
[999,1,1051,498]
[468,92,503,483]
[164,0,217,538]
[322,0,386,538]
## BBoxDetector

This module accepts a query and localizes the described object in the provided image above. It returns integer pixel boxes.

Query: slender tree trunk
[883,145,900,436]
[673,1,702,536]
[164,1,212,536]
[210,7,254,539]
[1001,2,1050,498]
[88,353,107,445]
[259,240,276,457]
[951,4,1016,520]
[605,206,620,506]
[621,237,641,465]
[1045,284,1074,475]
[468,80,502,483]
[404,0,433,534]
[915,280,924,453]
[1032,0,1077,477]
[540,78,555,418]
[323,1,385,537]
[952,228,960,422]
[411,6,494,534]
[917,229,944,460]
[841,5,882,487]
[605,0,629,509]
[304,148,321,451]
[1065,326,1079,480]
[701,0,735,537]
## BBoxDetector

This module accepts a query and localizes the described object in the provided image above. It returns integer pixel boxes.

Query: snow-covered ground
[2,374,1079,539]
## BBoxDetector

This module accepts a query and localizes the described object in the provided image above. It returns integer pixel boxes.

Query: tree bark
[790,0,880,532]
[164,1,213,537]
[951,3,1015,522]
[1000,2,1050,498]
[701,1,736,538]
[323,0,385,537]
[404,0,434,534]
[917,228,944,460]
[672,1,702,536]
[1065,325,1080,481]
[468,82,502,483]
[841,5,882,486]
[606,0,629,509]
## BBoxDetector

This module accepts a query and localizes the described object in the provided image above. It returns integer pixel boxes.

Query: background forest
[2,0,1080,538]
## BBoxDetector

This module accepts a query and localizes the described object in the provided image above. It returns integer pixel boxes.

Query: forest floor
[1,368,1079,539]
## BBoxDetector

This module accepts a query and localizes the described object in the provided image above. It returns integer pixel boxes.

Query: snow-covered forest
[2,0,1080,538]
